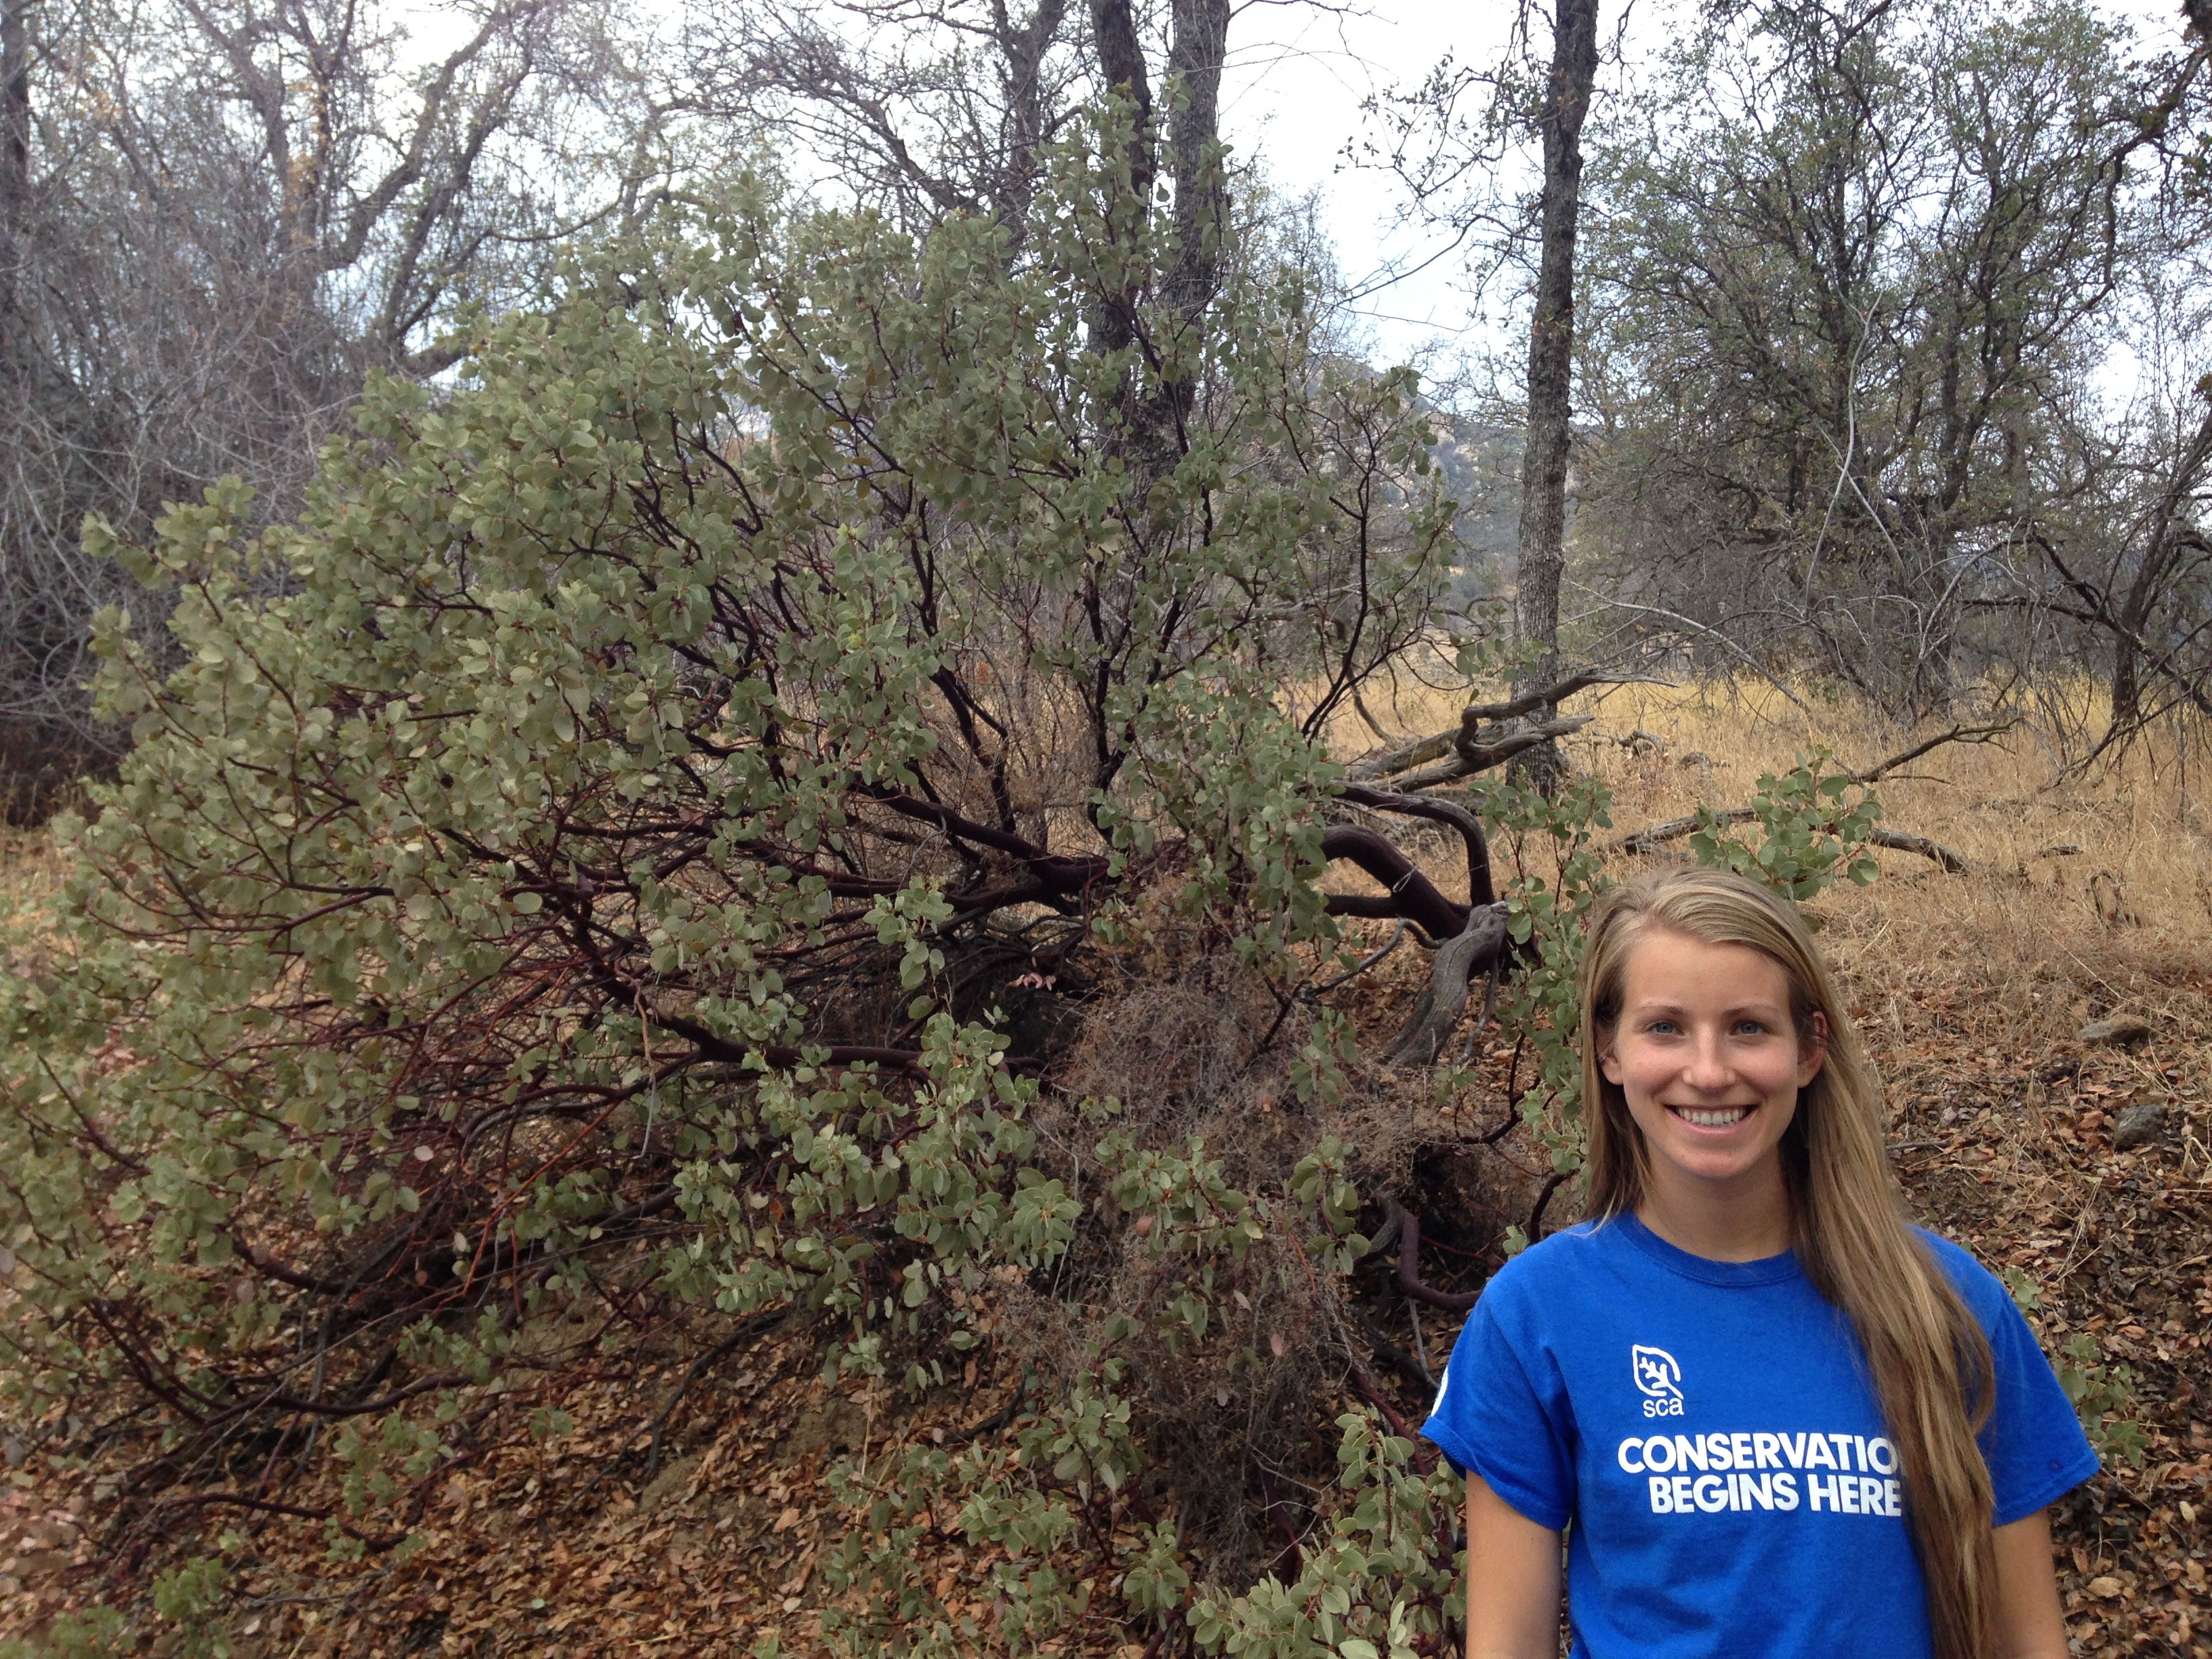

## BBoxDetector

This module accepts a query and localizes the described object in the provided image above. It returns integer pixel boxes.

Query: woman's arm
[1991,1508,2070,1659]
[1465,1473,1563,1659]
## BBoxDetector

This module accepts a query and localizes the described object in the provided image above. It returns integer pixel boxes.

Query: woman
[1422,866,2095,1659]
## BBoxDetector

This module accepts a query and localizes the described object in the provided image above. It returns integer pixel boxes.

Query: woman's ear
[1598,1030,1624,1086]
[1797,1010,1830,1088]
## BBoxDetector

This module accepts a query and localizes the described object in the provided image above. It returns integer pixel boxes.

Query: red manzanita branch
[1382,1200,1479,1313]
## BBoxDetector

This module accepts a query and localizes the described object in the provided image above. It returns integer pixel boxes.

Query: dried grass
[1328,678,2212,1052]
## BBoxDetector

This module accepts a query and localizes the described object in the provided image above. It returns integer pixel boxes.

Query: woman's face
[1598,927,1827,1207]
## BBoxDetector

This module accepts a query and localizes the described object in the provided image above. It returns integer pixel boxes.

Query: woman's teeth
[1673,1106,1750,1128]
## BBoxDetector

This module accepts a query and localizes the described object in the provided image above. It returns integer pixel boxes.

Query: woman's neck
[1635,1166,1794,1263]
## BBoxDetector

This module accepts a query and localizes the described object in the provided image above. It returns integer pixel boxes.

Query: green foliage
[818,1364,1169,1656]
[0,1605,136,1659]
[1686,750,1881,901]
[2053,1333,2148,1469]
[1485,772,1617,1158]
[2005,1267,2146,1467]
[150,1558,229,1659]
[1189,1413,1462,1657]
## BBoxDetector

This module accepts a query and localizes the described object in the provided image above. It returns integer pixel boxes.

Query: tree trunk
[1,0,30,344]
[1162,0,1229,329]
[997,0,1073,251]
[1084,0,1155,417]
[1079,0,1231,798]
[1083,0,1226,483]
[1086,0,1154,254]
[1511,0,1600,794]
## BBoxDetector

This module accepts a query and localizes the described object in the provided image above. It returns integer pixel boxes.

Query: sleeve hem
[1471,1452,1571,1532]
[1992,1450,2102,1529]
[1416,1425,1572,1532]
[1418,1422,1474,1479]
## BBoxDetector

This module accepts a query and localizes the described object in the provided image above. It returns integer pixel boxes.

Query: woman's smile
[1670,1103,1753,1129]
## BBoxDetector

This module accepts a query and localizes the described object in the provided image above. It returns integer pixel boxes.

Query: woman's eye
[1645,1019,1679,1036]
[1732,1020,1769,1036]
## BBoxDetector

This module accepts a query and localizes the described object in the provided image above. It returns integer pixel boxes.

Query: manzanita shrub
[0,86,1894,1652]
[1687,750,1883,901]
[0,102,1477,1650]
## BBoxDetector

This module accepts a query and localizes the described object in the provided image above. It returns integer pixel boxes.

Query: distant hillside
[1429,415,1521,612]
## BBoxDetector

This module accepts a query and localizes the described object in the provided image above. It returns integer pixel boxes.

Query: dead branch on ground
[1347,670,1668,790]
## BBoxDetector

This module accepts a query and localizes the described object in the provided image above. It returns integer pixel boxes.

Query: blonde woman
[1422,866,2093,1659]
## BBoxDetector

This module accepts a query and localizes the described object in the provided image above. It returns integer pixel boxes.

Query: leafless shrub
[1017,922,1530,1582]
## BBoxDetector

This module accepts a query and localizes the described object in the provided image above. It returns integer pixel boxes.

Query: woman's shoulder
[1479,1218,1624,1307]
[1910,1226,2017,1325]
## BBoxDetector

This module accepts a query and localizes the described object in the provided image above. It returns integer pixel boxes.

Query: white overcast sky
[1219,0,1525,363]
[404,0,2200,376]
[1216,0,2198,369]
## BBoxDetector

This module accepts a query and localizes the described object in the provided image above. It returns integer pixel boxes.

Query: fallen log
[1385,903,1511,1067]
[1388,715,1594,791]
[1349,669,1660,785]
[1867,827,1967,874]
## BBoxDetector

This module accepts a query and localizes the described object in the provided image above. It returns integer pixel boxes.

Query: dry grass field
[1336,674,2212,1060]
[0,684,2207,1656]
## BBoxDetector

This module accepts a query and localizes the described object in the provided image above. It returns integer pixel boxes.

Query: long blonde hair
[1578,866,1998,1659]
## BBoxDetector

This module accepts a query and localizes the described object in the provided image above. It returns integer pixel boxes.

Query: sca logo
[1631,1345,1684,1417]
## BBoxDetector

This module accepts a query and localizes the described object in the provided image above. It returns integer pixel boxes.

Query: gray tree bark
[1,0,28,344]
[1162,0,1230,327]
[1511,0,1600,794]
[1084,0,1227,480]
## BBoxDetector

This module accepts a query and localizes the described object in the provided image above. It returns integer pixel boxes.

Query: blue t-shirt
[1421,1213,2097,1659]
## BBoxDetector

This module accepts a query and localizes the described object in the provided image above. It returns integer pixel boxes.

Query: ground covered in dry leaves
[4,697,2211,1656]
[7,959,2202,1658]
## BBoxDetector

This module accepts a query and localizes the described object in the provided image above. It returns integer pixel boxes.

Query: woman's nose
[1683,1030,1732,1090]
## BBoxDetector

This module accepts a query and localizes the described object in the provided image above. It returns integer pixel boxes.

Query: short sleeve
[1420,1275,1576,1531]
[1924,1235,2101,1526]
[1977,1289,2101,1525]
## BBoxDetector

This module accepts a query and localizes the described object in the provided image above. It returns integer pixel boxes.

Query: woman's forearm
[1464,1475,1564,1659]
[1990,1509,2070,1659]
